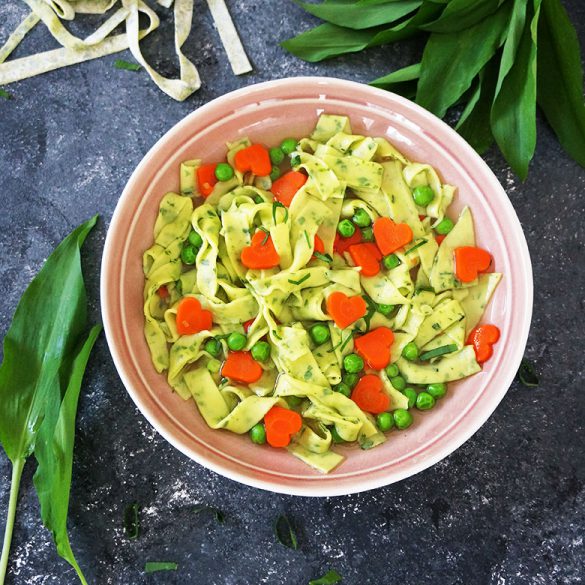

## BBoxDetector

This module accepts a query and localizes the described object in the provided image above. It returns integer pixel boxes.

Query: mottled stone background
[1,1,584,584]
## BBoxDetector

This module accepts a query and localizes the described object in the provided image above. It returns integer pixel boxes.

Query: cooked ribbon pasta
[143,115,502,473]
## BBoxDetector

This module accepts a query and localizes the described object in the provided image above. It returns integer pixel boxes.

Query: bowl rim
[101,76,533,497]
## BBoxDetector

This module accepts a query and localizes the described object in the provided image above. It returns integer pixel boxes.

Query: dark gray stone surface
[1,1,584,584]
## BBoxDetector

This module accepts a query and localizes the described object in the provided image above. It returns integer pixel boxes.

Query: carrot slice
[351,374,390,414]
[175,297,213,335]
[326,291,367,329]
[234,144,272,176]
[373,217,413,255]
[271,171,307,207]
[221,351,263,384]
[243,318,256,333]
[436,234,446,246]
[157,285,169,299]
[313,235,325,255]
[466,324,500,364]
[196,164,218,197]
[264,405,302,448]
[348,243,382,277]
[333,228,362,255]
[354,327,394,370]
[241,231,281,270]
[454,246,492,283]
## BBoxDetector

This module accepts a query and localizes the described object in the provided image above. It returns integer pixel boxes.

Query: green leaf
[309,569,343,585]
[33,324,102,585]
[0,89,11,99]
[144,562,178,573]
[517,358,539,387]
[416,1,512,117]
[491,0,541,179]
[114,59,141,71]
[123,502,141,539]
[370,62,420,99]
[422,0,506,33]
[274,514,298,550]
[295,0,422,30]
[536,0,585,168]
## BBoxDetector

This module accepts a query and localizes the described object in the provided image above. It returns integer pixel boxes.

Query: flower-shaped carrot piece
[326,291,367,329]
[354,327,394,370]
[196,164,218,197]
[348,243,382,277]
[241,231,281,270]
[234,144,272,176]
[271,171,307,207]
[466,324,500,364]
[454,246,492,283]
[373,217,413,255]
[351,374,390,414]
[264,405,302,448]
[221,351,263,384]
[175,297,213,335]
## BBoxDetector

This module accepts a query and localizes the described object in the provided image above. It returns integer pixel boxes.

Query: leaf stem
[0,458,25,585]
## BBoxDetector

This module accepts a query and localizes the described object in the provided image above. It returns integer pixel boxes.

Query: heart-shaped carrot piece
[354,327,394,370]
[334,228,362,255]
[175,297,213,335]
[348,243,382,277]
[271,170,307,207]
[454,246,492,283]
[241,231,281,270]
[373,217,413,255]
[351,374,390,414]
[326,291,367,329]
[196,163,218,197]
[313,234,325,255]
[234,144,272,177]
[466,324,500,364]
[221,351,263,384]
[264,406,302,448]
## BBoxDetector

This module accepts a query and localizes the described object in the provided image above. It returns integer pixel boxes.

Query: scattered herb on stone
[114,59,141,71]
[309,569,343,585]
[517,358,539,387]
[274,514,299,550]
[123,503,141,540]
[144,562,178,573]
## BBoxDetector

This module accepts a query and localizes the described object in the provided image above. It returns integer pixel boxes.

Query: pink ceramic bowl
[101,77,533,496]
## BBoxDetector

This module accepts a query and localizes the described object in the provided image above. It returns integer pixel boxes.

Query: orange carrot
[313,235,325,255]
[436,235,446,246]
[351,374,390,414]
[454,246,492,283]
[241,231,281,270]
[196,164,218,197]
[221,351,263,384]
[175,297,213,335]
[271,171,307,207]
[466,324,500,364]
[234,144,272,176]
[354,327,394,370]
[348,243,382,277]
[157,285,169,299]
[333,228,362,255]
[326,291,367,329]
[373,217,413,255]
[243,318,256,333]
[264,405,302,448]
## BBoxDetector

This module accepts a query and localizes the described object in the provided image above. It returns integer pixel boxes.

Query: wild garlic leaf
[309,569,343,585]
[422,0,505,33]
[370,63,421,99]
[537,0,585,168]
[33,324,102,585]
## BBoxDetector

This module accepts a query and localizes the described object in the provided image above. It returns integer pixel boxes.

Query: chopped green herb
[123,502,140,540]
[0,89,12,100]
[272,330,283,340]
[288,274,310,286]
[431,323,441,331]
[114,59,141,71]
[194,505,225,523]
[405,239,428,255]
[419,344,458,361]
[314,252,333,263]
[144,562,178,573]
[258,226,270,245]
[274,514,298,550]
[272,201,289,224]
[517,359,539,388]
[304,230,311,247]
[359,436,374,450]
[309,570,342,585]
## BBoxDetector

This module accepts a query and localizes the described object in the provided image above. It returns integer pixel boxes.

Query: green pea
[352,208,371,228]
[412,185,435,206]
[393,409,413,430]
[416,391,436,410]
[286,395,303,407]
[251,341,271,362]
[376,412,394,432]
[215,162,234,182]
[249,423,266,444]
[330,426,345,444]
[188,230,203,248]
[435,217,454,235]
[402,387,417,409]
[427,382,447,399]
[390,375,406,391]
[269,146,285,165]
[310,323,331,346]
[290,154,301,167]
[343,353,364,374]
[337,219,356,238]
[402,342,419,361]
[385,363,400,378]
[342,372,360,389]
[334,382,352,398]
[181,245,197,265]
[383,254,401,270]
[206,358,221,374]
[361,227,374,242]
[204,338,222,358]
[377,303,394,316]
[227,332,247,351]
[270,166,281,181]
[280,138,298,155]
